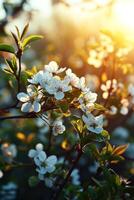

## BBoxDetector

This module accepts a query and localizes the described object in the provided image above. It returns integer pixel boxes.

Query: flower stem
[17,51,22,93]
[51,148,83,200]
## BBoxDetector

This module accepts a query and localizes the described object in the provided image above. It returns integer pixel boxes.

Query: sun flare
[112,0,134,36]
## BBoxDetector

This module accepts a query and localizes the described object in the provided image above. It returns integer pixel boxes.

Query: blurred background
[1,0,134,199]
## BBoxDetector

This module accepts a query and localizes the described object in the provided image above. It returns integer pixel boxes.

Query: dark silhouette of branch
[0,113,36,121]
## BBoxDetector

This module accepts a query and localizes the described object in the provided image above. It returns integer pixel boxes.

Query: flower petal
[21,102,32,112]
[38,151,47,162]
[17,92,30,102]
[33,101,41,113]
[55,92,64,100]
[34,157,41,166]
[46,165,55,173]
[28,149,37,158]
[36,143,43,151]
[36,167,47,175]
[46,155,57,165]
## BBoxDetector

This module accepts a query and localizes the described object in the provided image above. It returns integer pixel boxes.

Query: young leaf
[94,103,107,111]
[112,144,128,156]
[71,119,83,134]
[15,26,21,40]
[21,23,29,40]
[3,68,12,74]
[101,130,110,140]
[22,35,43,48]
[5,59,14,73]
[5,56,17,74]
[11,32,18,45]
[0,44,15,54]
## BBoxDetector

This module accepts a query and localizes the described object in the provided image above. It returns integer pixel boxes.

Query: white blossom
[82,113,103,134]
[44,61,66,74]
[1,143,17,163]
[79,90,97,112]
[120,106,128,115]
[109,105,118,115]
[28,143,57,186]
[71,169,80,185]
[120,99,129,115]
[28,70,44,84]
[65,68,79,87]
[28,143,46,166]
[45,78,72,100]
[101,79,117,99]
[36,155,57,175]
[52,119,66,136]
[17,85,43,113]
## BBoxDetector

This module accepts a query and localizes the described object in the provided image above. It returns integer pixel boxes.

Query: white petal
[36,167,47,175]
[46,165,55,173]
[34,157,41,166]
[28,149,37,158]
[82,115,89,124]
[27,78,36,84]
[21,102,32,112]
[33,101,41,113]
[17,92,30,102]
[96,115,103,125]
[94,127,103,134]
[55,92,64,100]
[46,155,57,165]
[38,151,47,162]
[36,143,43,151]
[27,85,35,96]
[101,84,107,91]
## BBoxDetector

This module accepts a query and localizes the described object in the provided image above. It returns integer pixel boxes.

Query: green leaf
[94,103,107,111]
[22,35,43,48]
[5,56,17,74]
[71,119,83,134]
[101,130,110,140]
[0,44,15,54]
[11,32,18,45]
[21,23,29,40]
[3,68,12,74]
[5,59,14,73]
[15,26,21,39]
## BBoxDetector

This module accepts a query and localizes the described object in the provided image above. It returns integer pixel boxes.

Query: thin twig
[0,114,36,121]
[51,148,83,200]
[17,53,22,93]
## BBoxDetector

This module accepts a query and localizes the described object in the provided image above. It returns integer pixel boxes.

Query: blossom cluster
[1,143,17,163]
[87,33,132,68]
[103,81,134,116]
[17,61,104,134]
[28,143,57,187]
